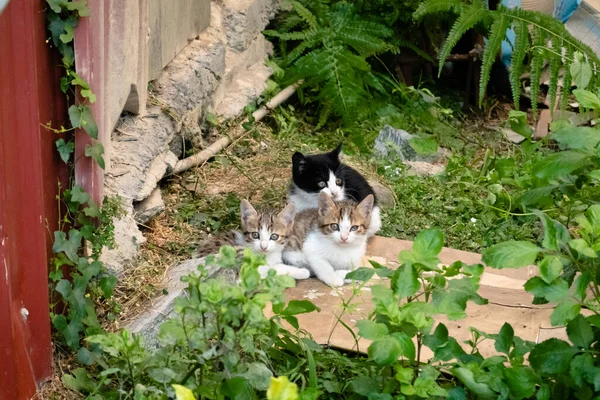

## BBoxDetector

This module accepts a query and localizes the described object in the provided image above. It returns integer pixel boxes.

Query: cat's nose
[340,233,349,242]
[260,241,268,251]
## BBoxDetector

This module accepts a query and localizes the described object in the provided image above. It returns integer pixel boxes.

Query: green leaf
[368,337,401,365]
[552,126,600,150]
[66,0,91,17]
[391,332,416,361]
[537,384,551,400]
[391,264,419,298]
[452,367,496,399]
[52,229,83,262]
[479,12,510,105]
[242,363,273,391]
[529,338,578,375]
[524,277,569,302]
[503,366,537,399]
[62,368,96,393]
[64,320,84,350]
[551,301,580,326]
[350,376,379,396]
[534,211,569,251]
[59,23,74,43]
[482,241,540,269]
[221,377,253,400]
[573,88,600,109]
[566,314,593,348]
[79,106,98,138]
[532,150,591,181]
[539,256,563,284]
[494,322,514,355]
[569,238,597,258]
[408,137,438,155]
[55,139,75,164]
[267,376,298,400]
[432,278,487,320]
[70,185,90,205]
[413,228,444,259]
[345,267,375,281]
[356,320,388,340]
[68,105,82,129]
[99,274,117,298]
[574,273,591,302]
[173,384,196,400]
[282,300,319,315]
[47,0,68,13]
[508,110,533,138]
[570,52,592,90]
[80,89,96,103]
[85,143,105,169]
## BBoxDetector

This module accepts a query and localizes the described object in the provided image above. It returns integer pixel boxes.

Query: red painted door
[0,1,68,398]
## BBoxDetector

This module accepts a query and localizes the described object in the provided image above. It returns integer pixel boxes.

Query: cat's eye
[270,233,279,241]
[251,232,260,239]
[350,225,359,231]
[330,223,339,231]
[318,181,326,188]
[335,178,342,186]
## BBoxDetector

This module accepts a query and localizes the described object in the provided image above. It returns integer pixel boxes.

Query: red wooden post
[0,1,68,398]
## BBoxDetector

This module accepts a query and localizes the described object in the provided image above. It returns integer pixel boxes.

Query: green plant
[416,0,600,113]
[45,0,118,352]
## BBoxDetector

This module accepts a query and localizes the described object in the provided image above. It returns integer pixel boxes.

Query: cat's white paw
[321,274,345,287]
[292,268,311,280]
[257,265,271,279]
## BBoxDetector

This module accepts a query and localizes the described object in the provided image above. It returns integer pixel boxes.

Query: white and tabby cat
[197,200,311,280]
[283,192,374,287]
[288,144,382,238]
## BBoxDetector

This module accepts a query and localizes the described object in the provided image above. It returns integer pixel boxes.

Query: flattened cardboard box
[266,236,582,360]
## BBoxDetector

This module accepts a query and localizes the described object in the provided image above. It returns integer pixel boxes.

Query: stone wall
[101,0,278,273]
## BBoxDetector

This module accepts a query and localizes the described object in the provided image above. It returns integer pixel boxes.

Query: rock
[534,109,551,140]
[126,258,236,349]
[374,125,444,163]
[100,202,146,275]
[134,187,166,225]
[502,128,526,144]
[404,161,445,176]
[369,181,395,208]
[221,0,279,52]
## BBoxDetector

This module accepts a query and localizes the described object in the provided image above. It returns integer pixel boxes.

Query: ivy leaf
[62,368,96,392]
[570,52,592,90]
[59,23,74,43]
[99,274,117,298]
[282,300,319,316]
[80,89,96,103]
[502,366,537,400]
[391,264,419,298]
[85,143,105,169]
[408,137,438,155]
[494,322,514,355]
[368,337,401,365]
[550,299,581,326]
[70,185,90,205]
[532,150,592,180]
[356,320,388,340]
[566,314,593,348]
[64,320,84,350]
[55,138,75,164]
[47,0,68,13]
[539,256,563,284]
[79,106,98,138]
[52,229,83,262]
[573,89,600,109]
[529,338,577,375]
[66,0,91,17]
[345,267,375,281]
[482,241,540,269]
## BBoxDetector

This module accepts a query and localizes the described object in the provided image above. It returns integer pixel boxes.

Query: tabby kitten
[283,192,374,287]
[288,144,382,238]
[197,200,310,280]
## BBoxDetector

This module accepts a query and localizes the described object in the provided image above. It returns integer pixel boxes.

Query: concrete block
[134,187,166,225]
[221,0,278,52]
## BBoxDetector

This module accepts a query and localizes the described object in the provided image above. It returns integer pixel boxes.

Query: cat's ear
[240,200,258,222]
[277,202,296,227]
[318,192,335,216]
[328,143,343,161]
[356,194,374,218]
[292,152,307,173]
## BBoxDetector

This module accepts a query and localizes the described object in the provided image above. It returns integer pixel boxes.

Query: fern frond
[290,1,317,29]
[509,20,529,110]
[561,47,574,111]
[438,1,487,76]
[278,14,304,33]
[316,103,332,129]
[479,11,510,105]
[364,72,387,94]
[529,26,546,116]
[548,38,563,113]
[413,0,463,20]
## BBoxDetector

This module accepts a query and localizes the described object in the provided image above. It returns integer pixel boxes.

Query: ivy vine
[45,0,121,353]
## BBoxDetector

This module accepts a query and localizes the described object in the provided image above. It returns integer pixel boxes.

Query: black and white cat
[287,144,382,237]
